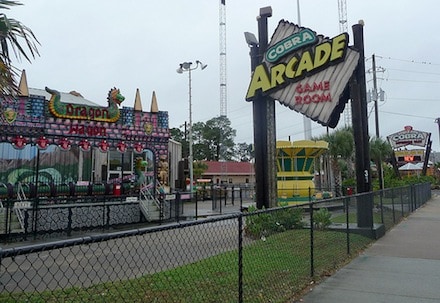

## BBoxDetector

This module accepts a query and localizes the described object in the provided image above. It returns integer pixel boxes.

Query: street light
[177,60,207,198]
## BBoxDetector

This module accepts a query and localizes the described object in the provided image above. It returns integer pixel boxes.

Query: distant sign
[180,194,191,200]
[387,126,430,148]
[165,194,176,200]
[246,20,360,128]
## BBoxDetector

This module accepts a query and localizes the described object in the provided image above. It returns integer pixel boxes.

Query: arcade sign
[246,20,360,128]
[387,126,430,149]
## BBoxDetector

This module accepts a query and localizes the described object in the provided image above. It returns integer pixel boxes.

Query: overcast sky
[10,1,440,151]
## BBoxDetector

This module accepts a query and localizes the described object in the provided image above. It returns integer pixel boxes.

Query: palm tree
[319,128,354,196]
[370,136,393,189]
[0,0,39,95]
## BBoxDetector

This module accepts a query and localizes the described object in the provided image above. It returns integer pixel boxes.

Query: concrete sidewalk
[301,191,440,303]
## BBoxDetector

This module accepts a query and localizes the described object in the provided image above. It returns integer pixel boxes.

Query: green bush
[313,208,332,230]
[244,206,304,239]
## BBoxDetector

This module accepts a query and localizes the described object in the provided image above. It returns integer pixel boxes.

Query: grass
[1,229,373,303]
[332,207,405,231]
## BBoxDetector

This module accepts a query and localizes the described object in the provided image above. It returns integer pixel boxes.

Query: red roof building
[201,161,255,185]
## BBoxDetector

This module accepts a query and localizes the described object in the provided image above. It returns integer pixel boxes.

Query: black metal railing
[0,183,432,302]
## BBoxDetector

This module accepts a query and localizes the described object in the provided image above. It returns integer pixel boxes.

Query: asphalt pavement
[300,191,440,303]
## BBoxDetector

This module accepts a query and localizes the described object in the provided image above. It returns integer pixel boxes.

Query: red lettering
[296,81,331,94]
[312,94,321,103]
[66,104,74,116]
[294,93,332,105]
[69,125,107,137]
[313,82,322,91]
[304,83,312,92]
[321,93,331,102]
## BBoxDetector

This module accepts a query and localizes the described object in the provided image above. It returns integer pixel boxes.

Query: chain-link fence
[0,183,431,302]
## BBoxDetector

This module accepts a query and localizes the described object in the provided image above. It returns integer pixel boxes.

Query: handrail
[17,182,27,201]
[14,207,25,229]
[13,201,31,231]
[138,183,162,221]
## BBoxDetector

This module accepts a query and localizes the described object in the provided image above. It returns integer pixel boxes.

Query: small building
[201,161,254,185]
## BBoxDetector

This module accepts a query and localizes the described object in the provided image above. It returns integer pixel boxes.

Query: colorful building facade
[0,71,170,196]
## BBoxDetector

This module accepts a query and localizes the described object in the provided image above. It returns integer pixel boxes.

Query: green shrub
[245,206,304,239]
[272,207,304,230]
[313,208,332,230]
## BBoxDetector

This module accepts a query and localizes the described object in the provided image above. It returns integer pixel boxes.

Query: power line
[387,68,440,77]
[386,78,440,84]
[380,110,436,120]
[387,97,439,102]
[376,55,440,66]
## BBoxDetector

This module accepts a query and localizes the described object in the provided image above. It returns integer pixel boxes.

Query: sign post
[245,11,371,218]
[247,7,277,209]
[351,22,373,228]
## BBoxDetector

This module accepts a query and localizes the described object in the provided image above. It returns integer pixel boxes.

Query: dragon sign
[46,87,125,122]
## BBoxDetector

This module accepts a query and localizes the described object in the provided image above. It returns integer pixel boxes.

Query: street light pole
[177,61,207,199]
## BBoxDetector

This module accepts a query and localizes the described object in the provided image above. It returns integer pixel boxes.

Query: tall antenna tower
[297,0,312,139]
[338,0,348,33]
[338,0,351,127]
[219,0,227,117]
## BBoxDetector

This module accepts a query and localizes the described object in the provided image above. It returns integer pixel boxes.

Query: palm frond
[0,2,39,96]
[0,0,23,10]
[0,14,40,62]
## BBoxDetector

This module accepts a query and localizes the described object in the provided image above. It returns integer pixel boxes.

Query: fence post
[195,192,198,220]
[67,206,72,236]
[400,187,404,217]
[158,193,164,224]
[309,188,314,278]
[102,199,106,229]
[391,188,396,224]
[106,201,110,230]
[380,189,384,224]
[415,184,420,208]
[220,187,223,214]
[176,192,181,223]
[410,185,415,212]
[223,185,227,206]
[345,196,350,255]
[238,214,243,303]
[24,209,29,240]
[4,199,10,238]
[32,196,39,239]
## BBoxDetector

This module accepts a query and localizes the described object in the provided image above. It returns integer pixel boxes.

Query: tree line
[171,116,434,193]
[170,116,253,162]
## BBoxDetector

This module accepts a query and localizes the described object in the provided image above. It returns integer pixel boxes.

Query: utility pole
[436,118,440,149]
[372,54,384,190]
